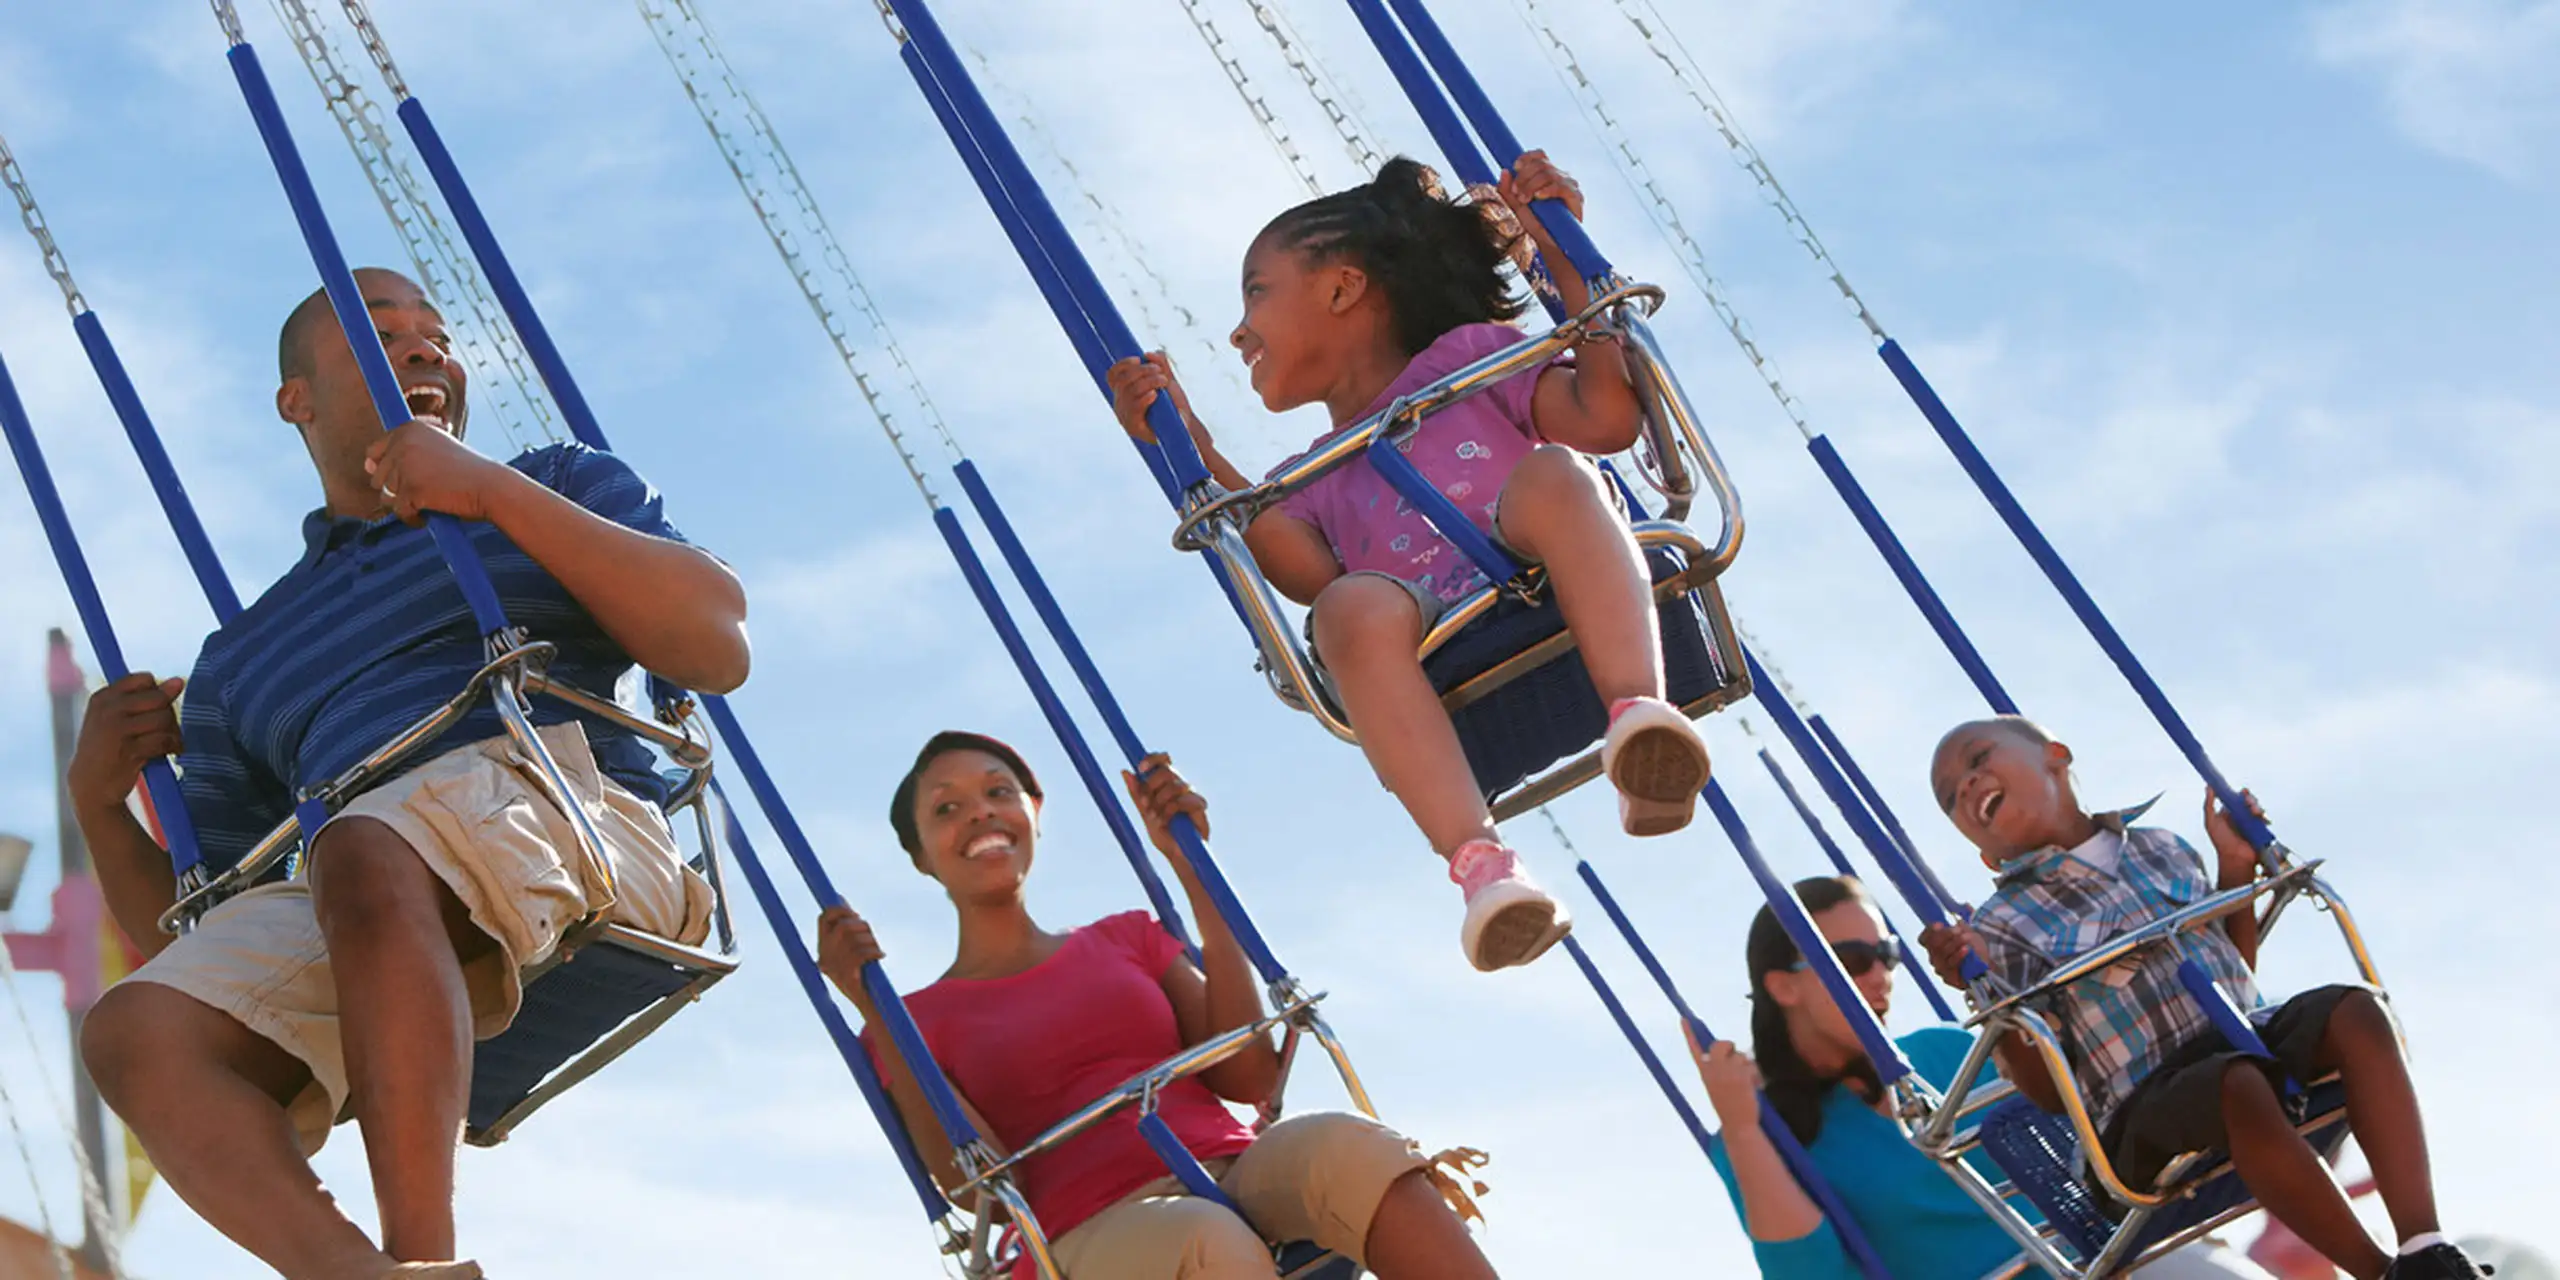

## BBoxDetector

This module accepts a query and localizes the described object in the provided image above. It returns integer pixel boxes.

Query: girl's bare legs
[1363,1170,1499,1280]
[1493,446,1661,704]
[1310,574,1495,859]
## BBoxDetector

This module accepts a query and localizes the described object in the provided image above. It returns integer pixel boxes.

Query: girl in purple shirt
[1107,154,1711,973]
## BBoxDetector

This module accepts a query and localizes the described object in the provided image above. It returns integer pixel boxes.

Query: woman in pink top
[1107,154,1713,973]
[817,732,1497,1279]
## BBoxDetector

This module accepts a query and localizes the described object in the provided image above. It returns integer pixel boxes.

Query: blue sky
[0,0,2553,1275]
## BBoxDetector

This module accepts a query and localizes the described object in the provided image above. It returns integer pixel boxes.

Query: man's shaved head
[276,268,432,383]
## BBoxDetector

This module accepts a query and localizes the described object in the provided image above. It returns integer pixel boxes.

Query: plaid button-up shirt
[1970,803,2262,1127]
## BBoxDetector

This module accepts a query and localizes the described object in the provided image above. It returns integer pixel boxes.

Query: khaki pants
[1048,1112,1428,1279]
[127,721,714,1152]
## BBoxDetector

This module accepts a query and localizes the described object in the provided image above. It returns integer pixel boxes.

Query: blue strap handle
[1363,434,1522,585]
[714,784,949,1221]
[1804,434,2017,715]
[223,40,510,638]
[1742,649,1986,984]
[697,694,985,1150]
[884,0,1213,493]
[2174,960,2293,1095]
[1806,714,1963,918]
[1575,857,1893,1280]
[1370,0,1612,282]
[928,504,1202,961]
[950,463,1301,985]
[1874,341,2274,853]
[1136,1111,1238,1207]
[1557,935,1716,1157]
[0,348,206,876]
[72,312,244,622]
[1703,779,1913,1086]
[1755,750,1959,1025]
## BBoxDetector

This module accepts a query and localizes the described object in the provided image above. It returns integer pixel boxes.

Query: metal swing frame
[1168,281,1753,819]
[1874,859,2388,1279]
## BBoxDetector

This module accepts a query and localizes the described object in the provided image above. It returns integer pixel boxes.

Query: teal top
[1707,1026,2031,1280]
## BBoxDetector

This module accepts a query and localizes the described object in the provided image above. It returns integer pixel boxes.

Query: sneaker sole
[1621,793,1694,839]
[1471,898,1567,971]
[1609,724,1712,804]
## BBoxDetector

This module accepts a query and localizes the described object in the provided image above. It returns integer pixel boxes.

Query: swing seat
[1976,1082,2352,1272]
[1275,1240,1358,1279]
[1423,535,1746,816]
[465,921,734,1145]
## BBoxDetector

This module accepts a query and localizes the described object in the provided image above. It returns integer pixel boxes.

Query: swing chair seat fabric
[1423,537,1743,813]
[468,922,733,1144]
[1974,1082,2352,1272]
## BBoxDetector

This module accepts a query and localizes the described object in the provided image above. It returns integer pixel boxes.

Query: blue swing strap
[0,348,207,875]
[1805,713,1965,919]
[1752,749,1960,1026]
[1570,858,1896,1280]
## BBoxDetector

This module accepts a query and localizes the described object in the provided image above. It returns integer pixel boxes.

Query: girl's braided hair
[1257,156,1526,357]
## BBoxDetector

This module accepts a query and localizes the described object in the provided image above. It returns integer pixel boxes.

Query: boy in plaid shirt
[1917,716,2479,1280]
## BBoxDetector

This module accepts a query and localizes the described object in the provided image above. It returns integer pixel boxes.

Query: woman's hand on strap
[1122,752,1210,870]
[1688,1024,1766,1133]
[816,904,886,1014]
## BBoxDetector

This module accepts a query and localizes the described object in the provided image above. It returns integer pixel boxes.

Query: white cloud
[2311,0,2560,182]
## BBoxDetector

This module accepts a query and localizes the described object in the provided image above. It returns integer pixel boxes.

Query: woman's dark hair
[1747,875,1883,1146]
[888,731,1044,862]
[1256,156,1527,357]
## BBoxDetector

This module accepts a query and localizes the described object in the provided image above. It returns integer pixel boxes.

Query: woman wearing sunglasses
[1689,877,2273,1280]
[1685,875,2020,1280]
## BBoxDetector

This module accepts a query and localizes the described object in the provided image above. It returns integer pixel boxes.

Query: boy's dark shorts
[2099,983,2380,1192]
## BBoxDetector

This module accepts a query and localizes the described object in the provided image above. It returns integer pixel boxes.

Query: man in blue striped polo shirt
[65,268,751,1280]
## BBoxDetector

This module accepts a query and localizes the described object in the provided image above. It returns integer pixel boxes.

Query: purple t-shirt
[1272,322,1566,604]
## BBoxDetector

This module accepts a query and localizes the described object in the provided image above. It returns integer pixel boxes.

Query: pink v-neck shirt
[875,912,1256,1244]
[1273,322,1567,604]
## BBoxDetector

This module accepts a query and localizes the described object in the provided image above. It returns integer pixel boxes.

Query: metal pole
[47,630,124,1267]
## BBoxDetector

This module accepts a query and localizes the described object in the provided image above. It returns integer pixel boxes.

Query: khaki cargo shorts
[1048,1111,1430,1278]
[128,720,713,1153]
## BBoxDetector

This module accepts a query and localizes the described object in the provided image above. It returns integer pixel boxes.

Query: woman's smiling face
[911,748,1041,900]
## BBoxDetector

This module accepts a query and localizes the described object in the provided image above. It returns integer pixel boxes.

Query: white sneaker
[1602,696,1711,837]
[1450,841,1571,971]
[382,1263,484,1279]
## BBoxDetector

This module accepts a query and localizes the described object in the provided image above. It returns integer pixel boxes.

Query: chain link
[0,135,87,316]
[1241,0,1385,176]
[1510,0,1818,441]
[271,0,561,454]
[1610,0,1884,343]
[960,48,1264,433]
[1172,0,1324,196]
[210,0,247,45]
[640,0,952,508]
[329,0,409,101]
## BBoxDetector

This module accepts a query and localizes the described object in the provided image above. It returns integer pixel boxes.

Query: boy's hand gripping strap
[1755,749,1960,1025]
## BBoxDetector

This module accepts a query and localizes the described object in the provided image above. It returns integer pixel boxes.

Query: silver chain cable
[638,0,952,508]
[210,0,247,45]
[1240,0,1387,176]
[0,134,87,317]
[0,923,128,1278]
[1510,0,1818,442]
[1172,0,1325,196]
[270,0,563,454]
[329,0,410,102]
[1610,0,1885,343]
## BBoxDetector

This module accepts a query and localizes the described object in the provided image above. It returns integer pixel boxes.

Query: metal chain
[0,923,126,1278]
[328,0,409,101]
[1510,0,1818,442]
[639,0,949,508]
[210,0,247,45]
[0,134,87,317]
[959,47,1264,432]
[1172,0,1325,196]
[1240,0,1386,176]
[0,1069,72,1280]
[1610,0,1884,343]
[270,0,561,454]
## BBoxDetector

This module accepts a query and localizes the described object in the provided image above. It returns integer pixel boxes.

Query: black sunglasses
[1788,937,1902,977]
